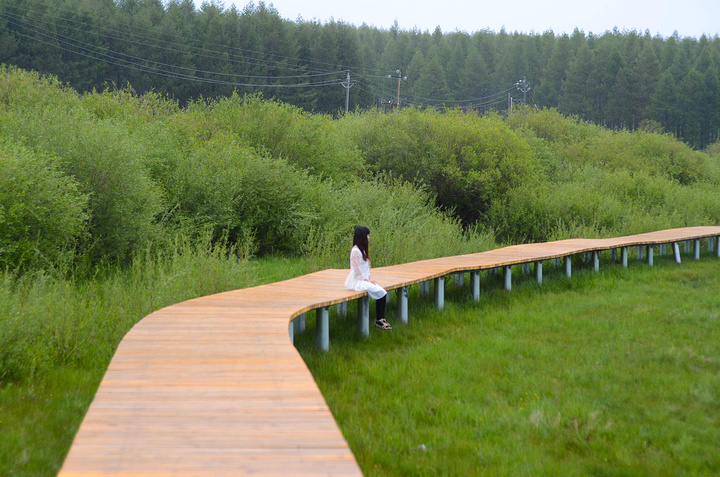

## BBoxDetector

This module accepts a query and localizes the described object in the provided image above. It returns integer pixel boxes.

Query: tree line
[0,0,719,148]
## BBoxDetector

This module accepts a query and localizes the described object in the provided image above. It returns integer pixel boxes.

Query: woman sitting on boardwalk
[345,225,391,330]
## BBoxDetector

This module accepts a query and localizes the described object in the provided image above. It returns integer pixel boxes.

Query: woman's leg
[376,295,386,320]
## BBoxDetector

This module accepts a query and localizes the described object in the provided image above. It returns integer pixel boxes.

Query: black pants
[376,295,386,320]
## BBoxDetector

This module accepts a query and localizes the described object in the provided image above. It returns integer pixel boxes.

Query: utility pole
[387,69,407,111]
[341,71,356,113]
[515,76,530,105]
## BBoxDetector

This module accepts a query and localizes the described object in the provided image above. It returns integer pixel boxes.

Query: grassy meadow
[297,253,720,476]
[1,65,719,475]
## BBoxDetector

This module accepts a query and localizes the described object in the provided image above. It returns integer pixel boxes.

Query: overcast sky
[194,0,719,39]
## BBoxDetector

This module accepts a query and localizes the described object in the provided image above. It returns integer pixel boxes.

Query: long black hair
[353,225,371,261]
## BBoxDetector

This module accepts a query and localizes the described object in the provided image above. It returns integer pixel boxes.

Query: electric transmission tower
[515,76,530,104]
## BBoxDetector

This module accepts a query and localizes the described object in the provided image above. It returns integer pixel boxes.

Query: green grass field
[297,255,720,476]
[1,252,718,476]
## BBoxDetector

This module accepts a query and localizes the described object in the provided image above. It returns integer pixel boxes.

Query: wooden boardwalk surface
[59,227,720,476]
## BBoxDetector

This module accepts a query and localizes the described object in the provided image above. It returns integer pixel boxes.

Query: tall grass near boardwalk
[0,236,257,476]
[297,256,720,476]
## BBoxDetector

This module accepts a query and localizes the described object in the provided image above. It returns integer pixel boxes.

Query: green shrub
[0,141,88,271]
[343,108,541,225]
[191,93,363,180]
[160,132,326,255]
[304,178,496,269]
[0,66,164,265]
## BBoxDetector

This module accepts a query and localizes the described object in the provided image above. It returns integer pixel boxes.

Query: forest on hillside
[0,0,719,148]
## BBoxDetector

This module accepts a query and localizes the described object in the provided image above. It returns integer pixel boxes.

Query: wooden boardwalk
[59,227,720,476]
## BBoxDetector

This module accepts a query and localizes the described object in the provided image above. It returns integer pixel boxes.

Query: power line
[0,12,346,88]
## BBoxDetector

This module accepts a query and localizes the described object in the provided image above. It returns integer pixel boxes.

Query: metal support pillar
[593,251,599,271]
[716,236,720,258]
[709,237,714,253]
[471,271,480,301]
[435,276,445,310]
[295,313,306,334]
[685,240,691,254]
[336,302,347,319]
[565,255,572,278]
[358,296,369,337]
[504,266,512,291]
[455,272,464,286]
[522,263,530,276]
[419,280,429,295]
[673,242,681,263]
[535,261,543,285]
[316,307,329,352]
[637,246,644,261]
[611,248,617,262]
[694,239,701,260]
[660,243,666,256]
[647,246,654,266]
[398,286,408,324]
[554,257,561,268]
[621,247,628,268]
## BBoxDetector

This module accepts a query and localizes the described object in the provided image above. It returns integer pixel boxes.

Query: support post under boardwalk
[565,256,572,278]
[522,263,531,276]
[694,239,701,260]
[316,307,329,352]
[621,247,628,268]
[685,240,691,254]
[358,296,369,338]
[593,251,600,272]
[637,246,644,261]
[660,243,666,256]
[294,313,306,335]
[435,276,445,310]
[709,237,714,253]
[336,302,347,319]
[504,266,512,291]
[535,261,543,285]
[673,242,682,263]
[419,280,430,295]
[471,271,480,301]
[716,237,720,258]
[611,249,617,262]
[398,286,408,324]
[647,246,654,266]
[455,272,464,286]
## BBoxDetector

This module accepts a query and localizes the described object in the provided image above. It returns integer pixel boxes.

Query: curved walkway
[59,226,720,476]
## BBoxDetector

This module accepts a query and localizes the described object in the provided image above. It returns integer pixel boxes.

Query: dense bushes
[0,142,88,270]
[342,109,541,224]
[0,66,164,266]
[1,65,719,276]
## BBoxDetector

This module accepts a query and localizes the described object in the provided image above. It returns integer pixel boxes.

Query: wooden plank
[59,226,720,476]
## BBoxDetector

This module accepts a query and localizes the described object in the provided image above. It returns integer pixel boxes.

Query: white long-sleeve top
[344,245,387,300]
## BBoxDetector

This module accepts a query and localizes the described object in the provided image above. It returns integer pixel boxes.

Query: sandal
[374,318,392,330]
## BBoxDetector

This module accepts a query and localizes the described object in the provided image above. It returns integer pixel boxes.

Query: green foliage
[197,94,363,180]
[343,108,541,224]
[0,233,255,385]
[0,141,88,271]
[2,0,720,147]
[304,179,496,270]
[160,132,326,254]
[0,66,164,266]
[495,108,720,242]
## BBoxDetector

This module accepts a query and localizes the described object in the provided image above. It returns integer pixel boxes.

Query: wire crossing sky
[197,0,719,39]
